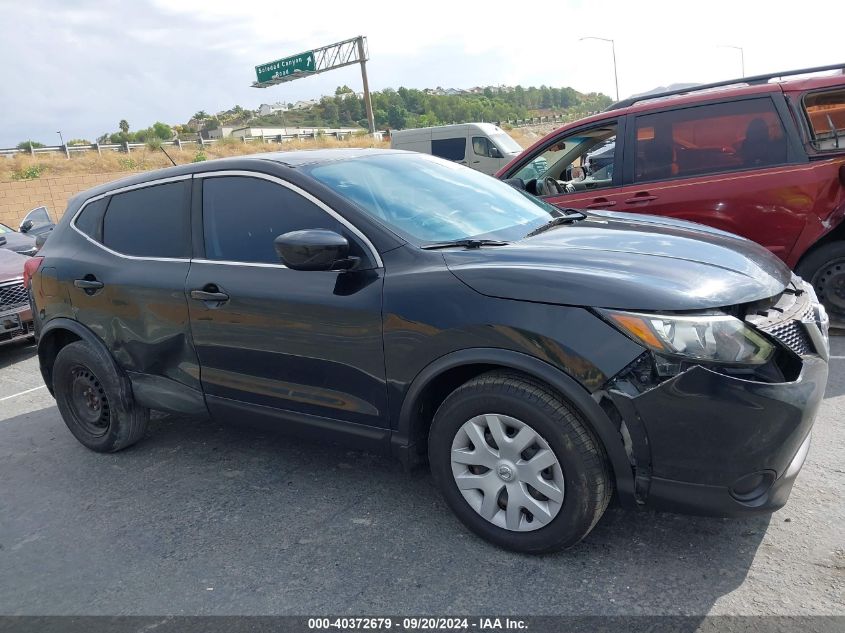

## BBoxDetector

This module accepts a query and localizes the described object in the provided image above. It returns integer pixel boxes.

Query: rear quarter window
[74,197,109,241]
[102,181,190,258]
[803,88,845,151]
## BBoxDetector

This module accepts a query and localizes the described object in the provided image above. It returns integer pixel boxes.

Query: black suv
[28,149,829,553]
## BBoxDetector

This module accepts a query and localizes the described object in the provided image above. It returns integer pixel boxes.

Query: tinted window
[202,176,347,264]
[74,197,109,241]
[102,182,190,257]
[634,99,788,182]
[804,89,845,151]
[431,137,466,161]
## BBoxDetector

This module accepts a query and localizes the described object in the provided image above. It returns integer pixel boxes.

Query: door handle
[585,198,617,209]
[190,290,230,302]
[624,192,658,203]
[74,279,104,290]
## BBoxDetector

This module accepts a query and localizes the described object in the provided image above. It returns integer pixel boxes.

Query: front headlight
[600,310,774,366]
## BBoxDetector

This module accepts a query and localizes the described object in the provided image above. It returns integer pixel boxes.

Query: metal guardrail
[1,114,596,158]
[0,130,383,158]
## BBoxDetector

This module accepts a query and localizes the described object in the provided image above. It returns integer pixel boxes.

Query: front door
[509,118,626,210]
[185,172,388,429]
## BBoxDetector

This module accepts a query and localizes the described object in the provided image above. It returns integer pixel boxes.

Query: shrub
[12,164,46,180]
[16,140,45,150]
[192,151,207,163]
[118,157,138,170]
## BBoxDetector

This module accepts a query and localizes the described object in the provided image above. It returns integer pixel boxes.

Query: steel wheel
[812,257,845,317]
[450,413,565,532]
[67,364,111,437]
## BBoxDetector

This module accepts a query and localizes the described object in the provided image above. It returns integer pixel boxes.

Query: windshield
[491,132,522,154]
[0,224,11,234]
[305,153,557,243]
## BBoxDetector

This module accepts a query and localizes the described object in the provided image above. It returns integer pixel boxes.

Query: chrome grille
[0,281,28,311]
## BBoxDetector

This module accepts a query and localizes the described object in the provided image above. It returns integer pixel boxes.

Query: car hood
[443,210,792,311]
[0,247,27,282]
[0,230,35,254]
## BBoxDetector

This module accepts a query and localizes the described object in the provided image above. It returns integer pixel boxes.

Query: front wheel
[797,241,845,327]
[428,371,612,553]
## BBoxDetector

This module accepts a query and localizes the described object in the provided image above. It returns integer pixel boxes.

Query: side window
[472,136,492,157]
[431,138,466,161]
[103,181,190,258]
[512,123,617,191]
[201,176,354,264]
[634,98,788,183]
[74,197,109,241]
[803,88,845,151]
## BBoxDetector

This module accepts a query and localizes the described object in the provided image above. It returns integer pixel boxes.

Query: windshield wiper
[420,239,511,250]
[525,209,587,238]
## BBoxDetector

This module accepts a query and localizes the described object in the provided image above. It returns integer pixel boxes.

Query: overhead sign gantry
[252,35,376,134]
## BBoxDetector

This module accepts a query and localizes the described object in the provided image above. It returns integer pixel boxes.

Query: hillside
[95,85,611,142]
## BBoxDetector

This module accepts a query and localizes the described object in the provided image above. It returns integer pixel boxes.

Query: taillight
[23,256,44,288]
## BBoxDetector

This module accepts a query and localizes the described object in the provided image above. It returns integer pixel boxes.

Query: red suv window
[634,98,788,182]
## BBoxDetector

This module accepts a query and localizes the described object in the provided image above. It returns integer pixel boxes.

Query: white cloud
[1,0,843,146]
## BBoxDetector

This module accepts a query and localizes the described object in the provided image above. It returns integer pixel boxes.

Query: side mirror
[274,229,357,271]
[568,166,587,182]
[0,236,6,247]
[489,146,503,159]
[19,220,33,233]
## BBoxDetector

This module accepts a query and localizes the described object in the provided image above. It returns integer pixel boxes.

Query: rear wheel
[53,341,148,452]
[797,242,845,327]
[428,371,611,553]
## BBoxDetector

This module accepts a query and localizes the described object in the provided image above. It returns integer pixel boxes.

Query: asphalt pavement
[0,337,843,616]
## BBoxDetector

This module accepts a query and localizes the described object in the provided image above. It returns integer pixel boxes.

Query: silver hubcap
[450,414,565,532]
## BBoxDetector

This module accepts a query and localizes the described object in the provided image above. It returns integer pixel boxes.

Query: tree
[16,140,45,149]
[193,110,208,121]
[151,121,174,140]
[119,119,129,134]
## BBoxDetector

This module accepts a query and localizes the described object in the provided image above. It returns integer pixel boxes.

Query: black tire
[52,341,149,452]
[796,241,845,325]
[428,371,612,553]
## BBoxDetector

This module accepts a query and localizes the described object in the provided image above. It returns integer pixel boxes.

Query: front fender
[391,347,637,508]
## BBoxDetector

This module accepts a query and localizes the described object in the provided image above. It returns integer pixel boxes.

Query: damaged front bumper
[603,280,829,517]
[609,357,826,516]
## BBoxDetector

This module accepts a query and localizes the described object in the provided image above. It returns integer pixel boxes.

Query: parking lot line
[0,385,46,402]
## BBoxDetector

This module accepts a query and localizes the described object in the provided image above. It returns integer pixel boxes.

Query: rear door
[613,96,807,261]
[185,171,388,430]
[65,177,200,388]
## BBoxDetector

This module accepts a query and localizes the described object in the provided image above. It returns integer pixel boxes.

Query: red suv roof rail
[605,62,845,111]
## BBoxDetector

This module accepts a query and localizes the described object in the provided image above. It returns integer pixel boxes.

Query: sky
[1,0,844,147]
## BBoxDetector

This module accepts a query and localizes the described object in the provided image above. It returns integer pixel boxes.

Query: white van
[390,123,522,175]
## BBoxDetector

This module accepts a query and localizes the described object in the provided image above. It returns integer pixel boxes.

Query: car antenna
[160,144,177,167]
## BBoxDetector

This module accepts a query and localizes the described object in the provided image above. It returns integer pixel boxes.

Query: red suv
[498,64,845,324]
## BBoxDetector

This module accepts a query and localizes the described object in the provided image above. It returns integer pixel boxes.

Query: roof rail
[605,62,845,111]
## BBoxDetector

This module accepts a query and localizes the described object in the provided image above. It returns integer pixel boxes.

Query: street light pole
[580,36,619,101]
[56,131,64,146]
[719,45,745,77]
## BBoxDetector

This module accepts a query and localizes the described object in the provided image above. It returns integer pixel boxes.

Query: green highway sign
[255,51,315,84]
